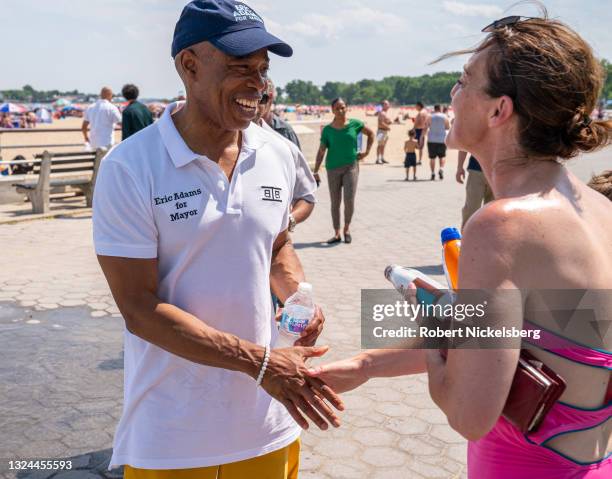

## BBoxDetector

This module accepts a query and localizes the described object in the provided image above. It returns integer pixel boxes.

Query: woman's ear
[489,96,514,128]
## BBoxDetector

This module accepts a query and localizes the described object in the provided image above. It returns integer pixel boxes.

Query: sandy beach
[0,107,458,170]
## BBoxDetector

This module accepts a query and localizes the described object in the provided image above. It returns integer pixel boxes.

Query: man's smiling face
[180,42,270,131]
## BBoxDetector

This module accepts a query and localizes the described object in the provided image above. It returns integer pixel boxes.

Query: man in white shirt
[92,1,342,478]
[82,86,121,149]
[425,104,451,180]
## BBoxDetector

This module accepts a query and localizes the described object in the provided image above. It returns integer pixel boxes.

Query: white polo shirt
[260,120,317,204]
[84,99,121,148]
[93,102,300,470]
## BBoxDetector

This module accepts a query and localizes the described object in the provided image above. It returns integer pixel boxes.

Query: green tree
[284,80,322,104]
[275,86,285,103]
[321,81,347,103]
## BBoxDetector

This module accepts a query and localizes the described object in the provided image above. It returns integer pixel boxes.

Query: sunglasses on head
[482,15,538,33]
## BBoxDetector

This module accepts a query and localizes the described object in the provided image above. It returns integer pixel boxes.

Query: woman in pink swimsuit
[308,10,612,478]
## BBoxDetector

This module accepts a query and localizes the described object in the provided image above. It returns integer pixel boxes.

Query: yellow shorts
[124,439,300,479]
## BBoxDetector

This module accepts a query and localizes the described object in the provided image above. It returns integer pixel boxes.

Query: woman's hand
[306,355,369,394]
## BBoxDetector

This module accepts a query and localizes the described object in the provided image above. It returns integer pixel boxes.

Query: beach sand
[1,107,458,165]
[287,107,459,172]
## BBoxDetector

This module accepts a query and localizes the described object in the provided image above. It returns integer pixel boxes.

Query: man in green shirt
[121,84,154,140]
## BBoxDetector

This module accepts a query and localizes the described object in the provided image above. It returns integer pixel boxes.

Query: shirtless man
[412,101,428,165]
[375,100,392,164]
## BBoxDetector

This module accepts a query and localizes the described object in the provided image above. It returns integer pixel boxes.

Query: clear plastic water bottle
[384,265,446,305]
[275,282,314,348]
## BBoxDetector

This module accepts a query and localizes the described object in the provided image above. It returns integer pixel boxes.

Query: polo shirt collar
[158,101,267,169]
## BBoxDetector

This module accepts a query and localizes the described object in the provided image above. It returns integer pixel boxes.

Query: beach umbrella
[53,98,72,107]
[0,102,27,113]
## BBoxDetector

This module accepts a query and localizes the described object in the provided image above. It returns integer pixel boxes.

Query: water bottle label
[280,311,309,334]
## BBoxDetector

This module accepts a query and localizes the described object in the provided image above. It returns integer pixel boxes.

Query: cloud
[442,1,503,18]
[269,6,404,44]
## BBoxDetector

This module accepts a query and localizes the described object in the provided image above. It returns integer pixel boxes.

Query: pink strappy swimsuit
[468,322,612,478]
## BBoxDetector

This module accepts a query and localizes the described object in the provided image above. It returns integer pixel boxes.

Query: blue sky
[3,0,611,98]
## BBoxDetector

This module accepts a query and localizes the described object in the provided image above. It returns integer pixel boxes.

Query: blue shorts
[404,152,417,167]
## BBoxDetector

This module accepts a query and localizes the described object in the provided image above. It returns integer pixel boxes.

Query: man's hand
[357,152,368,161]
[261,346,345,430]
[313,172,321,186]
[294,305,324,346]
[306,356,369,394]
[456,168,466,184]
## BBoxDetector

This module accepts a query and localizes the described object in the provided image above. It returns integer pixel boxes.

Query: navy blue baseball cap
[171,0,293,59]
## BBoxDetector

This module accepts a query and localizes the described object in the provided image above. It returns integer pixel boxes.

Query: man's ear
[489,96,514,128]
[178,50,198,78]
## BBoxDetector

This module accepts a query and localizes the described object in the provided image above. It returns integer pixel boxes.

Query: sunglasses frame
[480,15,538,102]
[481,15,538,33]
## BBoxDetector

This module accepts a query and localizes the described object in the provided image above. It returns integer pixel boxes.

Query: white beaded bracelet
[256,345,270,386]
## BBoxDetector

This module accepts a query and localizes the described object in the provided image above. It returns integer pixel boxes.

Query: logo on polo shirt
[260,186,282,202]
[234,4,262,23]
[153,187,202,222]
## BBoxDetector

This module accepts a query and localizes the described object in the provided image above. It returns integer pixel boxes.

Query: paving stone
[59,300,85,307]
[374,402,416,418]
[361,446,409,467]
[370,468,426,479]
[298,449,322,471]
[397,435,443,456]
[352,427,398,447]
[407,459,454,478]
[313,437,360,458]
[430,424,466,444]
[319,461,365,479]
[387,417,430,436]
[447,443,468,463]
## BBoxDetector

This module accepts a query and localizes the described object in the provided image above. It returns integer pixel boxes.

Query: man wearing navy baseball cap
[92,1,343,478]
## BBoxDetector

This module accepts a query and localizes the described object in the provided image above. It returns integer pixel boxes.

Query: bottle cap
[384,265,397,280]
[441,227,461,244]
[298,282,312,294]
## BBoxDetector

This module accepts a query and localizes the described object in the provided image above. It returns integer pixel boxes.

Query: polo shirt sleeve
[353,119,365,133]
[285,125,301,150]
[292,147,317,204]
[93,159,158,258]
[84,107,91,122]
[112,106,122,123]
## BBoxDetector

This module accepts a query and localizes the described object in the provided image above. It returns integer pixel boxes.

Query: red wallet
[502,350,567,433]
[439,349,567,433]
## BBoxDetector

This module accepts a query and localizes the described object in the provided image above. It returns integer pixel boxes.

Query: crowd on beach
[0,110,39,129]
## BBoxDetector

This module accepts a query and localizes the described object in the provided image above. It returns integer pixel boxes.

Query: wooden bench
[12,149,106,214]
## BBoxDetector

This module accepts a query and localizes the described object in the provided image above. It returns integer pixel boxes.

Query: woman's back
[483,168,611,463]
